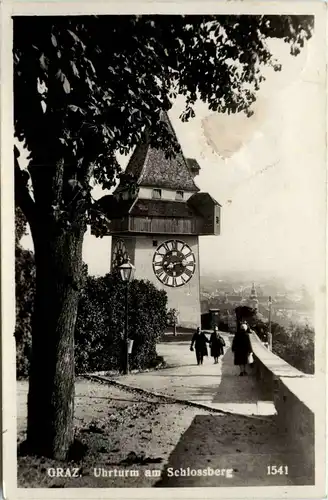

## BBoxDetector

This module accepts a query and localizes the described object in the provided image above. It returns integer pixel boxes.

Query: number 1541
[267,465,289,475]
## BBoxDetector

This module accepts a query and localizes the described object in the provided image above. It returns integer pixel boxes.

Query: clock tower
[94,111,221,329]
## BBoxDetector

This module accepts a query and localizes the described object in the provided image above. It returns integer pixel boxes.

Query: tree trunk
[26,220,84,459]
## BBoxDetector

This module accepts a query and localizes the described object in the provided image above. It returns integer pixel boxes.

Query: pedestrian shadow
[154,414,314,487]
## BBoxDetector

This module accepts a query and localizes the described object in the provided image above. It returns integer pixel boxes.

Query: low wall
[250,333,315,484]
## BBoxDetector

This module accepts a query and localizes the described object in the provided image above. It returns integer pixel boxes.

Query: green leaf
[51,33,57,47]
[39,53,48,70]
[68,104,86,115]
[67,29,85,50]
[70,60,79,77]
[56,69,64,82]
[62,74,71,94]
[88,59,96,75]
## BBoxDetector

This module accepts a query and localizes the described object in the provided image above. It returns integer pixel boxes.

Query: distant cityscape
[200,274,314,328]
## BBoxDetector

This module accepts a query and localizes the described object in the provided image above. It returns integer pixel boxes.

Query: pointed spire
[248,282,259,310]
[250,282,257,299]
[121,111,200,192]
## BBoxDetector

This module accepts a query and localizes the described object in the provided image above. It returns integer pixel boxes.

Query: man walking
[190,327,209,365]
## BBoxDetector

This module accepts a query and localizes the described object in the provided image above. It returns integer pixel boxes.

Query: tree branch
[14,145,37,230]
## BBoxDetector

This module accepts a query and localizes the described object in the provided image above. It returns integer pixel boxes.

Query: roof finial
[250,282,257,299]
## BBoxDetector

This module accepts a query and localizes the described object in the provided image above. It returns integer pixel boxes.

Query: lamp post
[118,257,136,374]
[169,308,179,336]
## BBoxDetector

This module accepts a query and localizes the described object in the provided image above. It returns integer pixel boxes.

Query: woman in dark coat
[190,327,209,365]
[210,327,225,364]
[231,323,252,376]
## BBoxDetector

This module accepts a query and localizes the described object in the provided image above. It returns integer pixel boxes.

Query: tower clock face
[112,239,129,270]
[152,240,196,287]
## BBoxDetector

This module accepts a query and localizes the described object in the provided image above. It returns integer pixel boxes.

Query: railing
[129,216,204,234]
[109,215,219,235]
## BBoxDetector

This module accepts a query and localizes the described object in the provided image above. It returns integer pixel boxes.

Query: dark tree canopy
[14,15,313,228]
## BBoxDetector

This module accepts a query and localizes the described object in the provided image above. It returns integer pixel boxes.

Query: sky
[22,32,326,294]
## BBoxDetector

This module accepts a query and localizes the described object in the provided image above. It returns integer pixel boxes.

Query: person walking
[210,326,225,364]
[190,327,209,365]
[231,322,253,376]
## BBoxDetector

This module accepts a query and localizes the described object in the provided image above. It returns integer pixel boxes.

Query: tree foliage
[271,321,314,374]
[15,208,35,378]
[247,315,314,374]
[75,275,168,373]
[14,15,313,230]
[235,305,258,327]
[167,307,179,325]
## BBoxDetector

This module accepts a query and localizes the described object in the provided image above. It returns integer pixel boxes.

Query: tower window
[176,190,184,200]
[216,216,220,224]
[152,188,162,199]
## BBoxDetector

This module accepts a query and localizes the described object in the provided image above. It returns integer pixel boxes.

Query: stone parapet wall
[274,376,315,483]
[250,333,315,484]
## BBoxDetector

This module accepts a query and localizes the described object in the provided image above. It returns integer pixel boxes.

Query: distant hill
[200,272,306,297]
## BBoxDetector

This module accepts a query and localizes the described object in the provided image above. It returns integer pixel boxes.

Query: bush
[15,246,35,378]
[74,274,168,374]
[15,231,167,377]
[271,321,314,374]
[15,208,35,379]
[234,302,315,374]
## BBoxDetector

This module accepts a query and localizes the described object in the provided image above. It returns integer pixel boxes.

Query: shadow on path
[212,346,271,405]
[154,413,313,487]
[153,338,314,487]
[116,336,274,413]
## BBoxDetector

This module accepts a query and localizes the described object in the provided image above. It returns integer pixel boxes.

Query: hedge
[15,208,35,379]
[74,273,168,373]
[15,208,168,378]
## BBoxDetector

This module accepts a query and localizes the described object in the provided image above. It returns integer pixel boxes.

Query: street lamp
[118,257,135,374]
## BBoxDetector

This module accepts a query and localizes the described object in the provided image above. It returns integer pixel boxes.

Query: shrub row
[16,269,168,377]
[74,273,168,374]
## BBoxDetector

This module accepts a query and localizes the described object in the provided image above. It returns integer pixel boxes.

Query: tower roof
[122,111,200,192]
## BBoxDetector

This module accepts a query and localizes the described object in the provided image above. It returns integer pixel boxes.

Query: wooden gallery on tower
[95,112,221,329]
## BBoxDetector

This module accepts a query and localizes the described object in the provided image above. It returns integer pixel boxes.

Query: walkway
[102,333,301,486]
[17,333,309,486]
[113,333,275,416]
